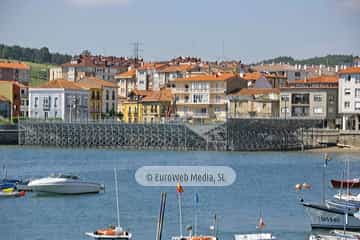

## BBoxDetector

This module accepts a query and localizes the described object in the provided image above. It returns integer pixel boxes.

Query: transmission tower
[131,41,143,65]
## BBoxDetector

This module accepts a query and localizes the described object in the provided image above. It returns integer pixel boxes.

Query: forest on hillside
[0,44,72,65]
[259,55,357,66]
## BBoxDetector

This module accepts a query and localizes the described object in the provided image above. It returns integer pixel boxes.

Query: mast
[114,168,121,228]
[194,192,199,236]
[177,183,184,237]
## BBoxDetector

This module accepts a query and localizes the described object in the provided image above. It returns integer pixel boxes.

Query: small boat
[331,179,360,189]
[334,193,360,203]
[0,188,26,198]
[85,169,132,240]
[309,233,358,240]
[0,182,16,190]
[172,236,217,240]
[234,216,276,240]
[234,233,276,240]
[302,202,360,230]
[28,174,104,195]
[85,226,131,240]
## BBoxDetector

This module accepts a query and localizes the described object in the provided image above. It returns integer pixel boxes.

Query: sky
[0,0,360,63]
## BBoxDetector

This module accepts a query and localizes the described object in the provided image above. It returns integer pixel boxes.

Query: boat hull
[303,203,360,230]
[331,179,360,189]
[85,232,131,239]
[234,233,276,240]
[28,182,102,194]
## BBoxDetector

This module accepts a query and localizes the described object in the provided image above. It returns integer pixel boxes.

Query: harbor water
[1,146,360,240]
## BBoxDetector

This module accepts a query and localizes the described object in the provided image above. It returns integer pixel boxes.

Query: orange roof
[339,67,360,74]
[77,77,117,89]
[242,72,263,81]
[159,64,197,73]
[137,63,167,71]
[36,79,84,90]
[0,95,10,101]
[231,88,280,96]
[115,69,136,78]
[0,61,30,70]
[132,89,151,96]
[289,75,338,84]
[142,88,173,102]
[175,73,237,82]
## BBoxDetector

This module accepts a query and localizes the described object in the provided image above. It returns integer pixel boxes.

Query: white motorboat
[234,233,276,240]
[334,193,360,203]
[309,231,360,240]
[28,174,104,194]
[172,236,217,240]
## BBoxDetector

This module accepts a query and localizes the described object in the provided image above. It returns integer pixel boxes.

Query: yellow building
[121,88,173,123]
[77,77,118,120]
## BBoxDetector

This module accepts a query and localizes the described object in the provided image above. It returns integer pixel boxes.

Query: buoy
[302,183,311,189]
[295,184,302,191]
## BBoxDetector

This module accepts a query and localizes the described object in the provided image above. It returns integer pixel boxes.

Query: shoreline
[306,146,360,153]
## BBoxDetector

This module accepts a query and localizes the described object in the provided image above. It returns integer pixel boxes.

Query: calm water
[1,146,360,240]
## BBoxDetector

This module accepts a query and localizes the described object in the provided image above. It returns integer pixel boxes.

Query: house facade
[29,79,89,121]
[0,80,22,120]
[77,77,118,120]
[174,73,246,122]
[0,61,30,84]
[338,67,360,130]
[0,95,11,120]
[228,88,280,118]
[279,76,339,128]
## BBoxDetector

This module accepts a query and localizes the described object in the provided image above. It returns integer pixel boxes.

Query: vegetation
[0,44,71,65]
[258,55,357,67]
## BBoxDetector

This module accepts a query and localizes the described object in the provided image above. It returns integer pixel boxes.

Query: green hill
[258,55,357,67]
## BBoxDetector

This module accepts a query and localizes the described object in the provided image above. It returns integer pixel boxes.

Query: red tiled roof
[115,69,136,78]
[175,73,237,82]
[36,79,84,90]
[158,64,197,73]
[142,88,173,102]
[0,61,30,70]
[339,67,360,74]
[77,77,117,89]
[241,72,263,81]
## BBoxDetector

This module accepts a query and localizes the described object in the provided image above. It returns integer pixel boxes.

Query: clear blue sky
[1,0,359,63]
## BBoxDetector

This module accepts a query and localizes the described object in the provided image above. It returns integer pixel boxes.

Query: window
[106,103,109,113]
[356,74,360,84]
[54,111,58,118]
[314,95,322,102]
[54,97,58,107]
[281,107,289,113]
[345,101,350,108]
[313,107,323,114]
[345,88,351,95]
[356,102,360,110]
[281,95,289,102]
[34,97,38,107]
[295,72,301,77]
[329,95,335,103]
[106,90,109,100]
[355,89,360,98]
[346,75,351,82]
[192,93,208,103]
[215,95,221,103]
[112,90,115,100]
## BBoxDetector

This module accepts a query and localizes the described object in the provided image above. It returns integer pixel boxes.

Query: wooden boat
[331,179,360,189]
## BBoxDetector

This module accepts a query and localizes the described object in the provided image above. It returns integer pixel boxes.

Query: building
[0,80,24,120]
[228,88,280,118]
[19,83,29,118]
[174,73,246,122]
[253,64,307,82]
[29,79,89,121]
[49,67,63,81]
[155,64,200,90]
[338,67,360,130]
[142,88,174,123]
[0,95,11,120]
[115,68,137,99]
[279,76,339,128]
[61,54,136,82]
[77,77,118,120]
[136,63,167,90]
[0,61,30,84]
[120,88,173,123]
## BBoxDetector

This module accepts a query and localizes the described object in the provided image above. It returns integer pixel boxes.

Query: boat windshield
[50,174,79,180]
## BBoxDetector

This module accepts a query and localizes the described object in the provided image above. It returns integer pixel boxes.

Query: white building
[29,79,89,121]
[49,67,63,81]
[338,67,360,130]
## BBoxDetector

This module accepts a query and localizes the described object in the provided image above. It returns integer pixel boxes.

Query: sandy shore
[306,146,360,153]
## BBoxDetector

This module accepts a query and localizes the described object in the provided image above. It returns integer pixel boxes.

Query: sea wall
[0,125,18,145]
